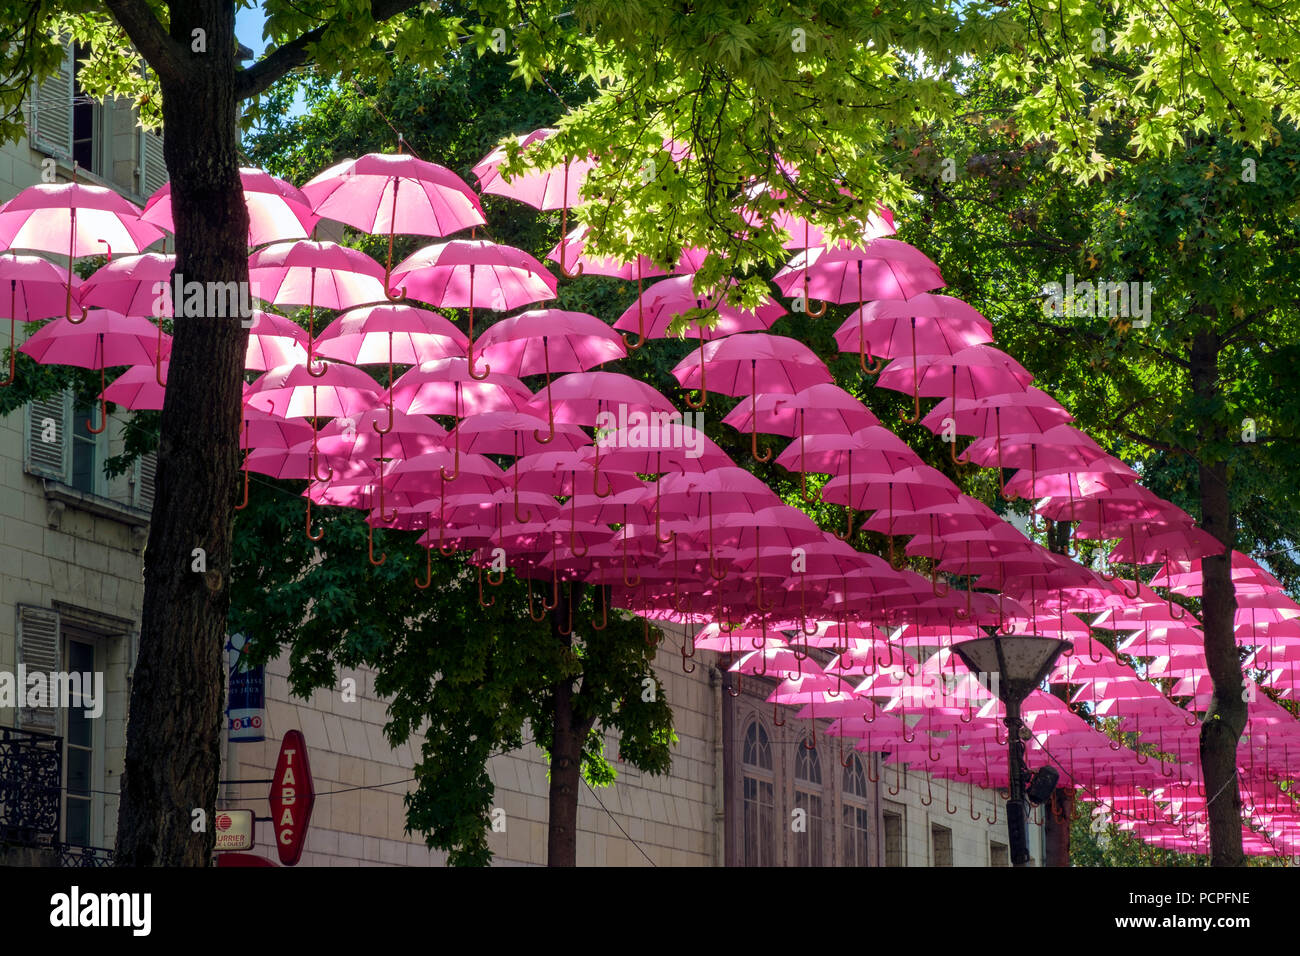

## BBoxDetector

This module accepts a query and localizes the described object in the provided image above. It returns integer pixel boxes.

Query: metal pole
[1006,694,1032,866]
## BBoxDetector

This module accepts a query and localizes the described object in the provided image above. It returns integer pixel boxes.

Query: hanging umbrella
[78,251,178,384]
[474,309,626,443]
[300,152,485,287]
[244,360,386,539]
[313,303,467,433]
[243,310,310,372]
[875,344,1034,424]
[669,333,832,444]
[388,239,556,379]
[771,238,945,317]
[612,274,785,370]
[247,240,388,375]
[142,166,319,247]
[20,310,170,433]
[472,127,595,277]
[0,253,81,385]
[0,181,164,323]
[835,294,993,373]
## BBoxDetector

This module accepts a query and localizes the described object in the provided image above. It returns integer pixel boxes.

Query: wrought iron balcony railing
[0,726,62,848]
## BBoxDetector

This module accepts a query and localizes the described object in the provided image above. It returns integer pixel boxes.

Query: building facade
[1,44,1041,867]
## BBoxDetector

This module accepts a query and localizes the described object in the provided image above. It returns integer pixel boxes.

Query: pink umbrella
[243,310,310,372]
[102,361,169,410]
[669,333,832,451]
[247,240,388,375]
[721,383,878,500]
[472,128,595,277]
[771,238,945,317]
[244,361,386,539]
[142,167,319,247]
[300,152,485,285]
[77,251,178,384]
[313,303,467,434]
[474,309,626,443]
[0,181,163,322]
[20,310,170,433]
[835,293,993,373]
[389,239,556,379]
[0,253,81,385]
[612,274,785,362]
[876,344,1034,424]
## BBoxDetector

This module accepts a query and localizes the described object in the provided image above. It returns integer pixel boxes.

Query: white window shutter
[132,450,158,512]
[16,605,62,733]
[142,130,167,197]
[29,43,74,159]
[25,393,69,481]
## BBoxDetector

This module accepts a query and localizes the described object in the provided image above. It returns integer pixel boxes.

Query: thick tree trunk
[546,585,591,866]
[1190,328,1246,867]
[116,3,250,866]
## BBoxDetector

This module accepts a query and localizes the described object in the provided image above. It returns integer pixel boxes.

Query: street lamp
[952,635,1068,867]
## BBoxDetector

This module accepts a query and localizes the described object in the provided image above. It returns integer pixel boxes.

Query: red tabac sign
[268,730,314,865]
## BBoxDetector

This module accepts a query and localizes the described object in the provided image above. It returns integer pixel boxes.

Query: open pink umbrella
[473,128,595,277]
[243,310,310,372]
[669,333,832,452]
[313,303,467,434]
[0,181,163,323]
[0,253,81,385]
[474,309,625,443]
[389,239,556,379]
[876,344,1034,424]
[77,251,179,384]
[835,293,993,373]
[300,152,485,286]
[142,167,319,247]
[244,360,386,539]
[612,274,785,364]
[247,240,388,375]
[772,239,945,316]
[20,310,170,433]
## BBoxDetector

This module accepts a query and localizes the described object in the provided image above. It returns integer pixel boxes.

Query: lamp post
[952,635,1068,867]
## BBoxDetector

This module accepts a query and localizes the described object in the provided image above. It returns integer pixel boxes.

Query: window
[25,393,156,507]
[792,737,823,866]
[70,402,104,495]
[990,841,1010,867]
[71,42,101,174]
[841,755,871,867]
[742,721,775,867]
[883,803,905,867]
[63,635,97,846]
[931,823,953,867]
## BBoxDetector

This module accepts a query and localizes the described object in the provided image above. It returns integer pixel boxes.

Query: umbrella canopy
[142,167,318,247]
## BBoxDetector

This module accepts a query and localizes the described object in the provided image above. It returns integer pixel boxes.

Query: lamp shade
[951,635,1069,706]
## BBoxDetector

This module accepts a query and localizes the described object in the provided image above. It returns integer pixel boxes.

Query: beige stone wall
[223,635,721,867]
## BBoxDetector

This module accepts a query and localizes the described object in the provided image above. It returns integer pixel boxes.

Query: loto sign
[268,730,315,865]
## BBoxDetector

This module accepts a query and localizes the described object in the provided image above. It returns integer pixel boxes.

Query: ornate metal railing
[0,726,62,848]
[58,843,115,867]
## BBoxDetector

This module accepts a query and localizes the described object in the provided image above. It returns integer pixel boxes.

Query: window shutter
[16,606,62,733]
[25,394,69,481]
[132,450,158,512]
[142,131,167,197]
[29,43,74,159]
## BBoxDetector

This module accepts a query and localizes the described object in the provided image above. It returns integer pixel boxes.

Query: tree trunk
[116,3,250,866]
[546,584,591,866]
[1190,328,1246,867]
[1043,518,1073,867]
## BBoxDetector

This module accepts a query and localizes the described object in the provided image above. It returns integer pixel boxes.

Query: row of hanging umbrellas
[1,131,1297,859]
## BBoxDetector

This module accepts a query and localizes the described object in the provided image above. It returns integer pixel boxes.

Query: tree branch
[235,0,427,100]
[103,0,186,86]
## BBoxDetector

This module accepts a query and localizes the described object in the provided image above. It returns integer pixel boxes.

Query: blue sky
[235,3,306,117]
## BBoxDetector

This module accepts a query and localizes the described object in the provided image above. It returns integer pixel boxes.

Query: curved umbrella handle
[683,325,707,409]
[415,546,433,589]
[527,576,547,621]
[87,340,108,434]
[591,583,608,630]
[557,199,584,279]
[367,523,386,567]
[919,773,933,807]
[306,497,324,541]
[477,565,496,608]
